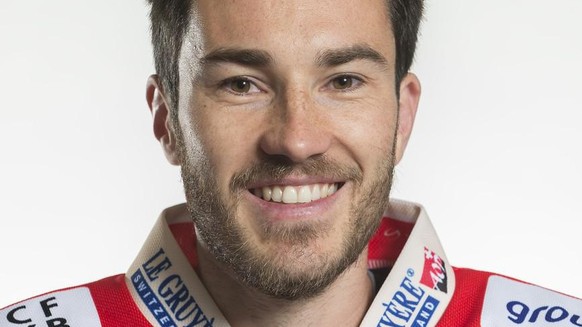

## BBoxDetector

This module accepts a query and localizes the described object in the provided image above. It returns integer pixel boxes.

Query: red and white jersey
[2,200,581,326]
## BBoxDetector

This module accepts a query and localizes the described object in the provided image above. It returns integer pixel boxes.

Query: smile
[250,183,342,204]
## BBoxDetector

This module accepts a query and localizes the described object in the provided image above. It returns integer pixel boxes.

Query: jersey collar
[125,199,455,327]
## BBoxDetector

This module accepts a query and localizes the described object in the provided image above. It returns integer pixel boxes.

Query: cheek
[333,98,399,162]
[181,99,263,180]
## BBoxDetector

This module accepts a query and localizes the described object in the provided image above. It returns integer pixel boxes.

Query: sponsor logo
[482,276,582,327]
[507,302,582,325]
[131,248,215,327]
[419,247,447,294]
[412,295,439,327]
[0,288,101,327]
[132,270,176,327]
[376,269,440,327]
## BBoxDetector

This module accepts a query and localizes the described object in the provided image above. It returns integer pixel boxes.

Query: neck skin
[196,244,374,327]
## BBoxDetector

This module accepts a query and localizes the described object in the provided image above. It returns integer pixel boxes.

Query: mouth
[249,182,344,204]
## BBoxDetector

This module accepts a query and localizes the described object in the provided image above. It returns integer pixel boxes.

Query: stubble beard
[178,134,395,300]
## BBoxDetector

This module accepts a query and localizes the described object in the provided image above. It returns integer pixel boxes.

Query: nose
[259,89,332,163]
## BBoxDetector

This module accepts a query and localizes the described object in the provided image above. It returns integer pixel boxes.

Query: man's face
[168,0,415,299]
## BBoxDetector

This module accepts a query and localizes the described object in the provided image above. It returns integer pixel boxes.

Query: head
[146,0,422,299]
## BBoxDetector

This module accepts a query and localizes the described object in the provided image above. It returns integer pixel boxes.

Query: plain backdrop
[1,0,581,307]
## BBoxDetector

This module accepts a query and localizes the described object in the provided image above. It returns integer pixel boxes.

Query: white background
[1,0,581,307]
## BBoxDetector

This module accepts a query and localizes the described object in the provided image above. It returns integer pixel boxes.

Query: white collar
[125,199,455,327]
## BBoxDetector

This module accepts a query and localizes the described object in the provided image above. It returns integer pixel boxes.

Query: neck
[196,245,374,327]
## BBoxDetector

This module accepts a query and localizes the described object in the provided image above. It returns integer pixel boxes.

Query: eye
[222,77,262,95]
[329,74,363,91]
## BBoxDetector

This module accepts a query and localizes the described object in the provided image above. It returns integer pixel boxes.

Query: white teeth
[298,186,311,203]
[321,184,329,197]
[328,183,337,196]
[262,187,272,201]
[252,183,339,203]
[282,186,298,204]
[272,186,283,202]
[311,184,321,201]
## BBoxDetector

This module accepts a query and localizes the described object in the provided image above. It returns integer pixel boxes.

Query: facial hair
[178,135,395,300]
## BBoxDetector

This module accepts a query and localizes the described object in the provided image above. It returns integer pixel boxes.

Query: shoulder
[438,267,582,326]
[1,274,151,326]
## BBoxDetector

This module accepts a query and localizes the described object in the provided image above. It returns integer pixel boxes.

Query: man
[2,0,581,326]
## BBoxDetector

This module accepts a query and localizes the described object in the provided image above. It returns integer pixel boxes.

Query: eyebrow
[198,44,389,70]
[315,44,389,68]
[200,48,274,67]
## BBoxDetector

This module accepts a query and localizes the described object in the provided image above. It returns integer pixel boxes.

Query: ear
[394,73,421,165]
[146,75,181,165]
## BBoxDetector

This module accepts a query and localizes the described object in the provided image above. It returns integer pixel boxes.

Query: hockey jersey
[2,200,581,327]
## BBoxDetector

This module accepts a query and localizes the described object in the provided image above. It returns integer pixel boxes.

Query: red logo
[420,247,448,293]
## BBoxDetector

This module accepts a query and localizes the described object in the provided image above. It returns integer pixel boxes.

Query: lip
[243,181,347,222]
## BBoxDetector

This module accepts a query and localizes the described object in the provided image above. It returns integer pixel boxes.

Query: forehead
[190,0,394,59]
